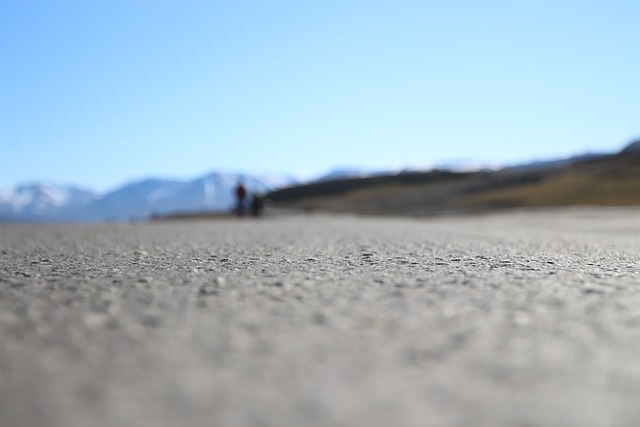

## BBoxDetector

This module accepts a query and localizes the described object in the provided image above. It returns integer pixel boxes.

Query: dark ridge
[267,170,482,203]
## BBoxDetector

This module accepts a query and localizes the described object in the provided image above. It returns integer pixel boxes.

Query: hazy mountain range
[0,172,297,223]
[0,150,617,223]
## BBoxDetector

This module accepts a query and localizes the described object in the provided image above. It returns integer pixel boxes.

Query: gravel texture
[2,208,640,427]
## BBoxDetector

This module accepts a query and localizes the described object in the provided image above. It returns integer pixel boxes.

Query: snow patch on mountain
[0,183,98,217]
[315,167,387,182]
[146,183,181,204]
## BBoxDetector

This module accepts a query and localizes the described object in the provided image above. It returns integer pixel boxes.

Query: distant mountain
[315,162,499,182]
[315,167,387,182]
[82,172,296,221]
[0,172,297,223]
[621,139,640,154]
[504,153,610,172]
[0,183,98,221]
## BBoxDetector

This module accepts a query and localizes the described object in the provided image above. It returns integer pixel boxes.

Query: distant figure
[250,193,265,217]
[235,182,247,217]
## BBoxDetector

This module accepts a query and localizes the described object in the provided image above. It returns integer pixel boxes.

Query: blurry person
[250,193,265,217]
[235,182,247,217]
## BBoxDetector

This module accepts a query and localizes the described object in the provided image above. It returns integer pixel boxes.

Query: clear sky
[2,0,639,192]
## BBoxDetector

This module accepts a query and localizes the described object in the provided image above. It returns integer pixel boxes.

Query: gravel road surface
[2,208,640,427]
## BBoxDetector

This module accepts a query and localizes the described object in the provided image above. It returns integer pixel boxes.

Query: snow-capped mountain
[83,172,296,221]
[0,183,98,221]
[0,172,297,223]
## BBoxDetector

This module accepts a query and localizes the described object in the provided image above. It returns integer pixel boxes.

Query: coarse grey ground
[2,208,640,427]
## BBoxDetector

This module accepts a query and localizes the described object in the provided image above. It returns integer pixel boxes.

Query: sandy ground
[2,208,640,427]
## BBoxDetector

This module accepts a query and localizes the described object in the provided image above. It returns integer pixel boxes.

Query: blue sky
[2,0,639,192]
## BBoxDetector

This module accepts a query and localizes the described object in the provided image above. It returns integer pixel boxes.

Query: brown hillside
[457,153,640,209]
[267,153,640,215]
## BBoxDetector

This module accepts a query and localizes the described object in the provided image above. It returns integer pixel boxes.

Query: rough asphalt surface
[2,208,640,427]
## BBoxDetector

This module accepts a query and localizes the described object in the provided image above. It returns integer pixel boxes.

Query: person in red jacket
[235,182,247,217]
